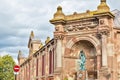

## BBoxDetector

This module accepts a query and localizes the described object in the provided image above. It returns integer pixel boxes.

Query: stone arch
[64,35,101,79]
[65,35,101,56]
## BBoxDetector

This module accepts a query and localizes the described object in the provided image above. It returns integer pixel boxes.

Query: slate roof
[112,9,120,28]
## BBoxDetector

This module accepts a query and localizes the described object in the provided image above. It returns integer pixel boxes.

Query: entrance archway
[64,40,98,80]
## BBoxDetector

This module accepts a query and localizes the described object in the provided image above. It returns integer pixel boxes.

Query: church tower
[18,50,25,65]
[28,31,41,56]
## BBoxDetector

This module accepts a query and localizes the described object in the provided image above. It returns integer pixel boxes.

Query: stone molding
[65,35,101,56]
[66,35,100,49]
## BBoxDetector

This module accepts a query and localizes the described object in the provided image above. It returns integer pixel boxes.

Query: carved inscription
[65,20,98,32]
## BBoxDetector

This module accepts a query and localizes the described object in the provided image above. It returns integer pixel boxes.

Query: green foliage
[0,55,15,80]
[64,78,68,80]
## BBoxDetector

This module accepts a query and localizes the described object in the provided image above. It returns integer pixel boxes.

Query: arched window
[42,55,45,75]
[49,48,54,74]
[36,58,38,80]
[49,50,52,74]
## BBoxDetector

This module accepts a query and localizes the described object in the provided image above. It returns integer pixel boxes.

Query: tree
[0,55,15,80]
[0,56,4,80]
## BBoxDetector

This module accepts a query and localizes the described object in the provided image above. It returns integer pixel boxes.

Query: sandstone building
[17,0,120,80]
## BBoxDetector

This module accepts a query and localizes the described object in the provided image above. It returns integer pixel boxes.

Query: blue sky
[0,0,120,63]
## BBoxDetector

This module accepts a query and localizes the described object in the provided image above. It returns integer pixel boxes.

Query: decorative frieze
[64,20,98,32]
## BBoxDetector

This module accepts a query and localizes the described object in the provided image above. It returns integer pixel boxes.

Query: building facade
[17,0,120,80]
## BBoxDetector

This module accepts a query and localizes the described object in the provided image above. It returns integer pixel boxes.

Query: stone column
[56,39,62,67]
[101,34,108,67]
[99,32,111,80]
[55,35,64,73]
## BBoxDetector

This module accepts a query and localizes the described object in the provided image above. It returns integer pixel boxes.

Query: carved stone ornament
[55,27,59,31]
[64,20,98,32]
[95,30,109,40]
[55,35,64,40]
[100,20,104,25]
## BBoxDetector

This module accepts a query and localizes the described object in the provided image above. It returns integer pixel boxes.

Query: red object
[14,65,20,72]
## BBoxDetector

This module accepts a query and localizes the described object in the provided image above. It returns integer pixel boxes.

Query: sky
[0,0,120,63]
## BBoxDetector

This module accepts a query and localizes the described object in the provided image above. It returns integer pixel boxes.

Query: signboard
[13,65,20,72]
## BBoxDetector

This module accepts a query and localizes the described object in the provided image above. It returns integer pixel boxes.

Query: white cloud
[0,0,120,63]
[0,51,9,56]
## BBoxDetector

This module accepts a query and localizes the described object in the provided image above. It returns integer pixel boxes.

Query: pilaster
[54,34,64,73]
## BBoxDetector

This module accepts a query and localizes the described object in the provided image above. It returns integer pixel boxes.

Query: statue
[79,50,86,71]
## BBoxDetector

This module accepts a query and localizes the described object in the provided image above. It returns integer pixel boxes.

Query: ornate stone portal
[50,0,116,79]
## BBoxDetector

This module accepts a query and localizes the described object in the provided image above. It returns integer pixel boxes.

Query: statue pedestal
[77,71,86,80]
[99,67,111,80]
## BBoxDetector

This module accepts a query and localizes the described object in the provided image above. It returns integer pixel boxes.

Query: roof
[112,9,120,28]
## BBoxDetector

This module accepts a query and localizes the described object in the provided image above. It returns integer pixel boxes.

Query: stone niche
[64,40,98,80]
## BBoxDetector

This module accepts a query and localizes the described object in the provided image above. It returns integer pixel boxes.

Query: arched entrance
[64,40,98,80]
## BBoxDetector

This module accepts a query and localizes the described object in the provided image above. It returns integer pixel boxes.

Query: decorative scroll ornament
[65,20,98,32]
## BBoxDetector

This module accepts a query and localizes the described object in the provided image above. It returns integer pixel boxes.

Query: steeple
[30,31,34,39]
[18,50,26,65]
[97,0,110,12]
[18,50,23,60]
[28,31,41,55]
[18,50,22,55]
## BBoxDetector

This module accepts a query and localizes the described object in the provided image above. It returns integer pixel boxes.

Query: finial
[45,36,50,44]
[97,0,110,12]
[73,12,77,15]
[57,6,62,11]
[53,6,65,20]
[30,31,34,38]
[101,0,106,2]
[86,10,90,13]
[39,43,43,49]
[50,6,66,24]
